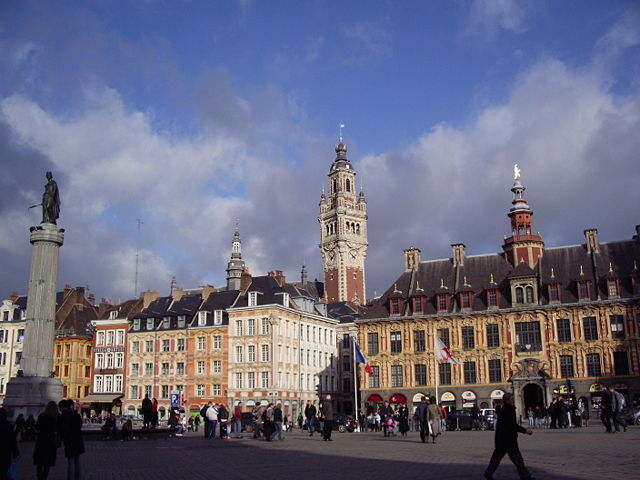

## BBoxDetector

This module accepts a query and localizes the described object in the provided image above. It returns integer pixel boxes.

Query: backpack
[200,406,208,418]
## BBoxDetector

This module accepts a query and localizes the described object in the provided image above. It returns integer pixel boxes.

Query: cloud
[466,0,531,39]
[341,22,393,65]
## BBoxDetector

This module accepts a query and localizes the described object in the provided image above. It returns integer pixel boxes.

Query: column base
[2,376,64,421]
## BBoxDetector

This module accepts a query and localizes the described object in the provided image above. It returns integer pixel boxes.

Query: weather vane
[514,163,521,180]
[339,123,345,143]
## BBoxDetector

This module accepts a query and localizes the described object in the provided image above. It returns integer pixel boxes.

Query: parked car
[447,409,473,430]
[480,408,496,430]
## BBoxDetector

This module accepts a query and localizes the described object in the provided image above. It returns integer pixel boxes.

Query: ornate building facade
[319,138,368,304]
[357,170,640,416]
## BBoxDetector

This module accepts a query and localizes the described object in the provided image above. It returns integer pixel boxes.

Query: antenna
[339,123,345,142]
[134,219,144,297]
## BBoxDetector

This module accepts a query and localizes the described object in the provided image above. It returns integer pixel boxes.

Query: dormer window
[548,283,561,303]
[460,291,473,310]
[282,293,290,308]
[486,289,499,309]
[133,319,140,331]
[197,311,208,327]
[248,291,258,307]
[577,280,591,301]
[412,296,425,314]
[436,293,450,313]
[177,315,186,328]
[162,316,170,329]
[513,283,535,305]
[389,298,402,316]
[109,310,118,320]
[607,278,620,298]
[146,318,154,330]
[214,310,223,325]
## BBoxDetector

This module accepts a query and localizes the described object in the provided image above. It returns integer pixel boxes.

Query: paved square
[12,424,639,479]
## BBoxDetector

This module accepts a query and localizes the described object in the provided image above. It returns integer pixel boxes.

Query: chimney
[201,285,215,301]
[403,247,421,271]
[172,287,186,302]
[301,265,308,285]
[584,229,599,254]
[63,284,73,299]
[452,243,466,267]
[9,291,19,303]
[274,270,285,287]
[240,267,252,292]
[141,289,159,309]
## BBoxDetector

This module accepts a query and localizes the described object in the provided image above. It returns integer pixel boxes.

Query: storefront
[461,391,476,409]
[440,392,456,410]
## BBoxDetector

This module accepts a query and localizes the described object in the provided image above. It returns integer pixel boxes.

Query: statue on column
[42,171,60,224]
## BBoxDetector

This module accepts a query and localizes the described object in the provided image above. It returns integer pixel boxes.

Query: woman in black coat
[0,408,19,480]
[33,401,59,480]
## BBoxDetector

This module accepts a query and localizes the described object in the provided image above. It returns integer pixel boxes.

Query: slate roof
[362,237,640,320]
[327,301,366,324]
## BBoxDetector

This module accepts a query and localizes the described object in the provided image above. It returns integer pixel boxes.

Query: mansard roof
[327,301,365,324]
[362,237,639,320]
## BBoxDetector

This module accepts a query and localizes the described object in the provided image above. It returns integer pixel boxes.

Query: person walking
[59,399,85,480]
[416,397,429,443]
[218,404,229,439]
[0,407,19,480]
[206,403,218,439]
[398,404,410,436]
[304,400,317,436]
[233,402,243,438]
[33,401,59,480]
[142,395,152,429]
[600,389,613,433]
[271,402,284,441]
[320,395,334,441]
[484,393,535,480]
[427,397,442,443]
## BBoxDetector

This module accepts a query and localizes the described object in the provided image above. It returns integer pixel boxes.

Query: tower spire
[226,223,245,290]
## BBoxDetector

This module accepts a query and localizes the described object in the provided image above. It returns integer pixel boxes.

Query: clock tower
[318,138,368,303]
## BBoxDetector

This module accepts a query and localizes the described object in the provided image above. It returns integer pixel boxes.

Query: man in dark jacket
[0,407,19,480]
[304,400,317,436]
[600,389,613,433]
[59,399,85,480]
[415,396,429,443]
[321,395,334,441]
[484,393,534,480]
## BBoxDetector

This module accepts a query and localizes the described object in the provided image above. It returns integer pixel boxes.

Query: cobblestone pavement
[13,424,639,479]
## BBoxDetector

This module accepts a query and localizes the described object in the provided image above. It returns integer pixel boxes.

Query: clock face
[350,250,358,260]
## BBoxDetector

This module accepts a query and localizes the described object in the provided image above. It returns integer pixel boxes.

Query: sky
[1,0,639,303]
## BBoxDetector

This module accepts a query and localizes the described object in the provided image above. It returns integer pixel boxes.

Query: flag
[355,343,374,374]
[435,336,462,365]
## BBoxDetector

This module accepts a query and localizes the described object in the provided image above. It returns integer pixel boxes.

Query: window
[488,359,502,383]
[161,362,169,375]
[586,353,601,377]
[248,292,258,306]
[106,353,114,368]
[414,330,426,352]
[610,315,625,339]
[197,361,206,374]
[145,340,153,352]
[487,289,499,308]
[261,371,269,388]
[261,345,269,362]
[415,364,427,386]
[487,324,500,348]
[369,366,380,388]
[248,319,255,335]
[343,378,352,393]
[197,384,205,396]
[162,339,170,352]
[559,355,574,378]
[557,318,572,343]
[97,331,105,345]
[515,321,542,352]
[145,385,152,397]
[115,352,123,368]
[213,336,221,349]
[343,355,350,371]
[131,363,139,376]
[413,296,424,313]
[390,331,402,353]
[437,328,450,348]
[463,362,477,384]
[578,281,591,300]
[342,334,350,348]
[144,363,153,376]
[130,385,138,399]
[177,315,186,328]
[613,351,630,375]
[17,329,24,342]
[261,318,269,335]
[607,279,619,297]
[436,294,449,312]
[176,362,185,375]
[235,372,243,389]
[583,317,598,341]
[548,284,561,303]
[213,384,221,395]
[236,320,243,336]
[515,285,534,304]
[460,292,472,310]
[146,318,154,330]
[213,360,221,373]
[367,333,379,355]
[133,319,141,331]
[96,353,104,369]
[177,338,185,351]
[439,363,452,385]
[389,298,401,315]
[162,317,170,329]
[391,365,403,387]
[113,374,122,392]
[116,330,125,345]
[213,310,223,325]
[247,372,255,389]
[236,346,243,362]
[131,341,139,353]
[197,337,206,350]
[462,326,475,350]
[95,375,103,393]
[198,311,207,326]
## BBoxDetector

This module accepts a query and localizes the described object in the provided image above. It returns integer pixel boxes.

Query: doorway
[523,383,544,411]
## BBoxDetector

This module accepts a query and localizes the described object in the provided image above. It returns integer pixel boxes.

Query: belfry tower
[318,136,368,303]
[226,226,245,290]
[502,165,544,267]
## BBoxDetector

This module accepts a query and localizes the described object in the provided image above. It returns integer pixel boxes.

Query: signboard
[490,389,505,399]
[170,392,180,408]
[461,391,476,400]
[441,392,455,402]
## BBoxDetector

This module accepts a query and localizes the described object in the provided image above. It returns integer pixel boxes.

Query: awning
[81,393,123,404]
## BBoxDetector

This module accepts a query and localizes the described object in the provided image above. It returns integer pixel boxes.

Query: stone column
[3,223,64,420]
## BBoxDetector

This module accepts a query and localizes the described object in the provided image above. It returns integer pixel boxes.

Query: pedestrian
[194,414,200,432]
[14,413,25,443]
[484,393,535,480]
[253,406,264,439]
[0,407,19,480]
[141,395,152,429]
[416,396,429,443]
[206,403,218,439]
[271,402,284,441]
[233,402,243,438]
[218,404,229,439]
[33,401,59,480]
[263,403,274,441]
[527,408,535,429]
[304,400,317,436]
[297,412,303,429]
[600,389,613,433]
[427,397,442,444]
[151,398,159,428]
[439,404,448,432]
[59,399,85,480]
[168,410,184,436]
[320,395,333,441]
[398,404,410,436]
[200,403,210,438]
[379,401,394,437]
[610,387,627,432]
[101,413,118,440]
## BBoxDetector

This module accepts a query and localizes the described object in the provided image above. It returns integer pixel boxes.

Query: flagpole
[353,339,359,431]
[435,359,439,407]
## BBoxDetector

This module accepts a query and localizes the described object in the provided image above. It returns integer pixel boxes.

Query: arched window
[356,224,360,235]
[346,179,351,192]
[515,287,524,304]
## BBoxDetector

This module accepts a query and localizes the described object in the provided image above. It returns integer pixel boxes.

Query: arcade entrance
[523,383,544,411]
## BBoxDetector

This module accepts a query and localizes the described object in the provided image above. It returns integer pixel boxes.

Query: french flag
[355,343,374,374]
